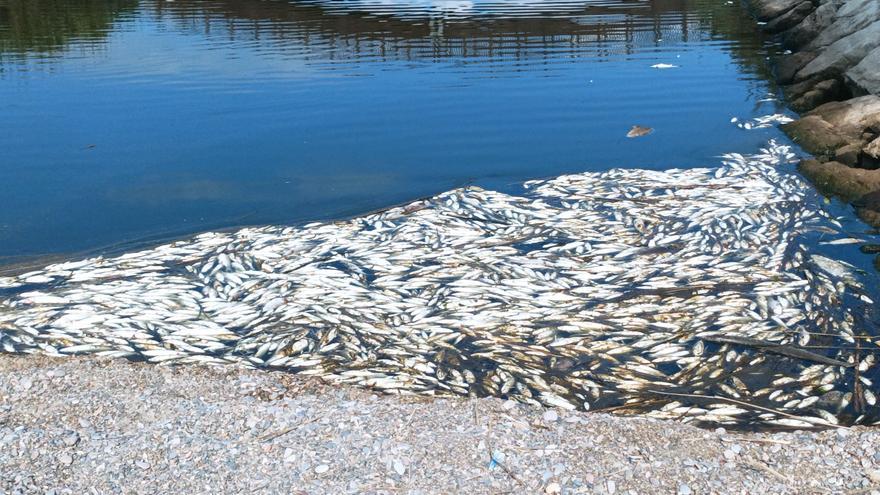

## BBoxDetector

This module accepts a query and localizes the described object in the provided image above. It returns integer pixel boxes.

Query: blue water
[0,0,793,261]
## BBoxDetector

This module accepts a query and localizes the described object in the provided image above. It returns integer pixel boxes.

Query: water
[0,0,797,262]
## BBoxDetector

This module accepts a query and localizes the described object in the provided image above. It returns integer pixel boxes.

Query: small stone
[543,410,559,422]
[607,480,616,494]
[678,483,693,495]
[866,469,880,484]
[393,460,406,476]
[135,460,151,470]
[315,464,330,474]
[545,482,561,494]
[57,453,73,466]
[62,432,79,447]
[837,429,851,440]
[715,427,726,435]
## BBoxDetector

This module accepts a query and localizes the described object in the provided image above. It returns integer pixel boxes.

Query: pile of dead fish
[1,141,878,429]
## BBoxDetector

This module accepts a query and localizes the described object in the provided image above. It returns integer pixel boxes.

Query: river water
[1,0,793,261]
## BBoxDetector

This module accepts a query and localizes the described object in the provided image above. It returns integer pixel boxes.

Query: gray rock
[797,20,880,82]
[846,47,880,96]
[784,1,841,50]
[782,116,854,157]
[791,78,848,112]
[835,143,863,166]
[62,432,79,447]
[777,51,817,84]
[798,159,880,200]
[807,96,880,136]
[865,137,880,160]
[749,0,806,22]
[764,1,815,33]
[808,0,880,49]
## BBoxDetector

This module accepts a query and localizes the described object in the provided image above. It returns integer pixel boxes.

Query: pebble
[543,410,559,422]
[2,355,880,494]
[393,459,406,476]
[63,432,79,447]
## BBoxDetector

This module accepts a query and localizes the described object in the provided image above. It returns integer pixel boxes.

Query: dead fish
[626,125,654,138]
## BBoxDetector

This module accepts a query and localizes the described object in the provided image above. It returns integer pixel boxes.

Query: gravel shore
[1,355,879,495]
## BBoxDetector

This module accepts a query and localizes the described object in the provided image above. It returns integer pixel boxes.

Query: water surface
[1,0,790,261]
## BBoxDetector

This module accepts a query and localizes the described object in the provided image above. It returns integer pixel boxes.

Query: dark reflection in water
[0,0,788,262]
[0,0,137,59]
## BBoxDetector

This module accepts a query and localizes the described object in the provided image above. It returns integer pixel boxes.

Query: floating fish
[0,140,877,429]
[626,125,654,138]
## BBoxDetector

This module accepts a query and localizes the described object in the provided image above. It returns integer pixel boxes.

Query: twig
[259,417,319,442]
[483,413,523,487]
[743,459,791,483]
[720,436,791,446]
[486,440,523,486]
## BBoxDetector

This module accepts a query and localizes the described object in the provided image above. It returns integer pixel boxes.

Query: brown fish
[626,125,653,138]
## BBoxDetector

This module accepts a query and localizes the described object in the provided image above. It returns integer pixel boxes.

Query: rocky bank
[744,0,880,237]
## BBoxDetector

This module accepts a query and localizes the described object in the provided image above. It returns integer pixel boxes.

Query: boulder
[776,51,817,84]
[764,1,815,33]
[866,137,880,160]
[845,47,880,96]
[784,1,840,49]
[784,77,821,101]
[790,78,848,112]
[834,143,862,166]
[749,0,806,21]
[807,0,880,49]
[853,190,880,227]
[798,160,880,200]
[796,20,880,82]
[806,96,880,136]
[782,116,855,157]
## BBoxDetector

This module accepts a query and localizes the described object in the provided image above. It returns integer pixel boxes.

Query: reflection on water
[0,0,786,262]
[0,0,136,60]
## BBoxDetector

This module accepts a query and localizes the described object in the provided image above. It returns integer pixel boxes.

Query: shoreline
[744,0,880,240]
[3,144,876,430]
[2,353,880,494]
